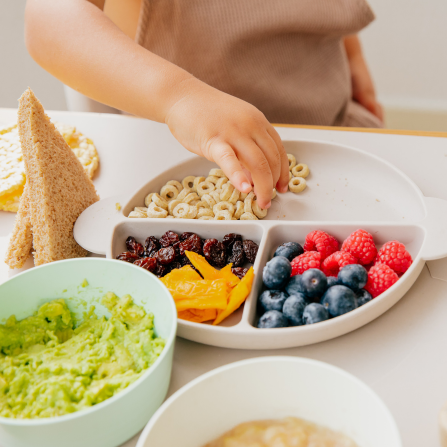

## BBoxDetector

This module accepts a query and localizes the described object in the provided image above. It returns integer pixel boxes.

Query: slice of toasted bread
[4,184,33,268]
[5,88,99,267]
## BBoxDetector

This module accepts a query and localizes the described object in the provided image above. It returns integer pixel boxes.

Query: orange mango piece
[161,265,201,285]
[165,278,229,310]
[213,267,255,325]
[185,251,240,287]
[178,309,217,323]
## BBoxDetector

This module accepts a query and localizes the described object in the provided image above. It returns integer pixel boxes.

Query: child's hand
[165,79,289,209]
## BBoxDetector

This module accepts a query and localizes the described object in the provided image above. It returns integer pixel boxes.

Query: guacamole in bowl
[0,293,165,419]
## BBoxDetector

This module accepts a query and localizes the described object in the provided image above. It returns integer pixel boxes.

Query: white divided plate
[75,140,447,349]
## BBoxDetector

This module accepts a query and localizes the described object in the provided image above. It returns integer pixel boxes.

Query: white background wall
[1,0,446,129]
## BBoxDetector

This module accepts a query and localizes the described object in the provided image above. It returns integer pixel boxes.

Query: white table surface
[1,108,447,447]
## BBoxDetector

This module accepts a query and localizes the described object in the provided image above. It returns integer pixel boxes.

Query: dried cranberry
[144,236,160,255]
[156,246,176,265]
[179,234,203,256]
[227,240,245,267]
[125,236,144,257]
[179,255,192,266]
[232,267,248,280]
[155,263,170,277]
[116,252,139,263]
[243,240,258,264]
[134,257,157,272]
[159,231,180,247]
[222,233,243,251]
[168,261,182,272]
[180,232,197,241]
[203,238,226,268]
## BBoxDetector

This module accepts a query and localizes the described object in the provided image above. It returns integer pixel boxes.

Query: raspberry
[291,251,321,276]
[364,263,399,298]
[375,241,412,275]
[341,229,378,265]
[303,230,339,261]
[321,251,358,277]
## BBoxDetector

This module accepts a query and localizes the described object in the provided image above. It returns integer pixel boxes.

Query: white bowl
[137,356,402,447]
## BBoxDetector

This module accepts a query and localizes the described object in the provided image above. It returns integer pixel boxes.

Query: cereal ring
[144,193,154,208]
[289,172,292,181]
[215,176,229,190]
[213,201,235,216]
[206,175,220,185]
[244,191,256,214]
[220,183,235,201]
[198,208,214,218]
[182,176,196,190]
[134,207,148,213]
[201,194,217,209]
[234,201,244,219]
[292,163,310,178]
[272,188,277,200]
[214,211,233,220]
[252,200,268,219]
[177,188,193,202]
[168,199,182,215]
[239,192,248,201]
[287,153,297,170]
[173,203,198,219]
[160,184,179,201]
[196,181,216,197]
[209,168,225,178]
[166,180,183,193]
[198,216,214,220]
[228,188,240,204]
[152,193,169,210]
[147,202,168,218]
[240,212,258,220]
[128,210,147,218]
[194,200,208,209]
[210,191,221,203]
[166,215,175,219]
[190,199,201,206]
[193,176,206,192]
[289,177,307,193]
[183,192,200,204]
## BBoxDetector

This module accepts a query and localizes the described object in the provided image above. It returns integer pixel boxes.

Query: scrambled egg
[0,122,99,212]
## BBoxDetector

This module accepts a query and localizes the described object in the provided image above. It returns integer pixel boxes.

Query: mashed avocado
[0,293,165,419]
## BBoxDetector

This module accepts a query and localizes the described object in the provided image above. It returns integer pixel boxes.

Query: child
[24,0,382,209]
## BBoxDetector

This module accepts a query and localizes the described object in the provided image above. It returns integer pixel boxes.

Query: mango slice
[185,251,240,287]
[213,267,255,325]
[178,309,217,323]
[161,265,201,284]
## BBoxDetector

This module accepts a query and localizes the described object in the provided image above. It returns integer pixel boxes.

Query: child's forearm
[25,0,197,123]
[25,0,290,208]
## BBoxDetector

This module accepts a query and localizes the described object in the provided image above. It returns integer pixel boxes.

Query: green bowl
[0,258,177,447]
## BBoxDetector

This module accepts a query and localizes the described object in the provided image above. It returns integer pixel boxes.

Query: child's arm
[344,35,383,123]
[25,0,289,208]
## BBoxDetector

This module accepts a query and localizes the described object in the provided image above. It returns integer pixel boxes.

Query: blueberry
[321,285,358,318]
[299,268,328,300]
[338,264,368,290]
[258,290,288,313]
[282,294,307,326]
[357,289,373,307]
[303,303,329,324]
[327,276,338,287]
[285,275,304,295]
[257,310,289,328]
[263,256,292,290]
[274,242,304,261]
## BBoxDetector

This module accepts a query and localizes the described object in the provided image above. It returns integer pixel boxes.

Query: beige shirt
[136,0,381,127]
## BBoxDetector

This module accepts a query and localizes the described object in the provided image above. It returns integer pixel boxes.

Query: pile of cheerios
[129,154,309,220]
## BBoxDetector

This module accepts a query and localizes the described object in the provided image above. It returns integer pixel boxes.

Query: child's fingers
[266,127,289,193]
[209,143,252,194]
[253,132,282,187]
[235,140,273,209]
